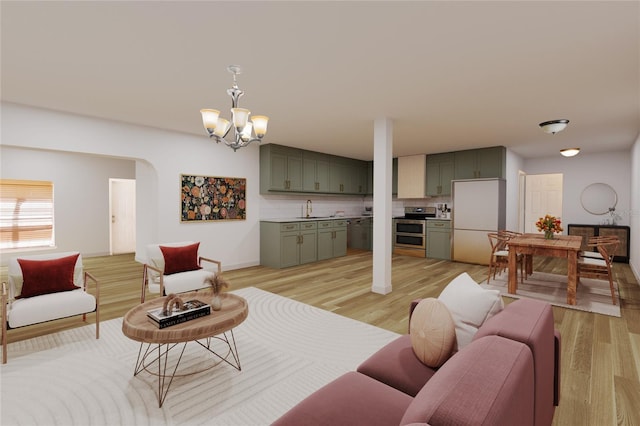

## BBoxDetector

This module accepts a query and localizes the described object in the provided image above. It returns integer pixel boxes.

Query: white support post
[372,118,393,295]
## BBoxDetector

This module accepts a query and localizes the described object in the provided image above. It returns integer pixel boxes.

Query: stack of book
[147,299,211,328]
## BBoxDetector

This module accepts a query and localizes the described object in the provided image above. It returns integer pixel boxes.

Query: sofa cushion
[8,289,96,328]
[438,272,503,351]
[409,298,456,368]
[16,253,81,299]
[357,335,437,397]
[272,371,413,426]
[400,336,535,426]
[159,242,201,275]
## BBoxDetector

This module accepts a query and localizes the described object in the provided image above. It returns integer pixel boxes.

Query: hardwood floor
[2,250,639,425]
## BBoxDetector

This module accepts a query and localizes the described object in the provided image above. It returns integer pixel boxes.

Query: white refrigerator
[452,179,506,265]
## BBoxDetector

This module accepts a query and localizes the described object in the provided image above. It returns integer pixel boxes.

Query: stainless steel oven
[394,219,426,249]
[393,207,435,257]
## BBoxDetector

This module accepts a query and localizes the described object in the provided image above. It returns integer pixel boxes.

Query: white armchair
[2,251,99,364]
[141,241,221,302]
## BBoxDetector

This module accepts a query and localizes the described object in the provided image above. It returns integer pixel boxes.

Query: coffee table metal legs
[132,330,242,407]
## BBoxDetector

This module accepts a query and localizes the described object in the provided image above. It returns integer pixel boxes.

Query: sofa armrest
[141,263,164,302]
[400,336,535,426]
[199,256,222,274]
[554,329,561,406]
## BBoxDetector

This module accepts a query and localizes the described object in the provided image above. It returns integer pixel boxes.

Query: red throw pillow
[17,253,81,299]
[159,243,202,275]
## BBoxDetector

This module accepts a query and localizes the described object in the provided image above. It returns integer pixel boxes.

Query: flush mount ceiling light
[560,148,580,157]
[539,119,569,135]
[200,65,269,151]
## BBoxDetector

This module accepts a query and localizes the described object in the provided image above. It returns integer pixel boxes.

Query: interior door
[524,173,563,234]
[110,178,136,254]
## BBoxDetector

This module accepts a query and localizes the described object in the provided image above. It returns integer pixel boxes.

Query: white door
[110,178,136,254]
[524,173,563,234]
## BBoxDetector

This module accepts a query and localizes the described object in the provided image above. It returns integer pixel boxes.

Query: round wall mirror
[580,183,617,215]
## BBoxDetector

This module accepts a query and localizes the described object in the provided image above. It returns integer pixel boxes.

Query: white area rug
[1,287,400,426]
[480,270,620,317]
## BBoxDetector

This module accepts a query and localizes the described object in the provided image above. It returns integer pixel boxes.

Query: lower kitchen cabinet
[260,221,317,268]
[349,217,373,250]
[426,220,451,260]
[318,219,348,261]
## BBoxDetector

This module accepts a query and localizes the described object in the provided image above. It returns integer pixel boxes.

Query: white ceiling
[2,1,639,161]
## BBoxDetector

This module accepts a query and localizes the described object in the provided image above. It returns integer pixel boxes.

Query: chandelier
[200,65,269,151]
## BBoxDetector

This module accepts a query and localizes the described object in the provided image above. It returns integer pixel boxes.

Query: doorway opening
[109,178,136,254]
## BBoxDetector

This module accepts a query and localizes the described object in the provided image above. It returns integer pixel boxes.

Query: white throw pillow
[437,272,503,351]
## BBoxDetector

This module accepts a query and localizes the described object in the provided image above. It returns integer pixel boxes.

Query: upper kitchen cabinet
[349,160,368,195]
[329,156,351,194]
[365,158,398,196]
[329,157,367,195]
[454,146,506,180]
[426,153,454,196]
[397,154,427,198]
[260,144,303,193]
[302,151,330,193]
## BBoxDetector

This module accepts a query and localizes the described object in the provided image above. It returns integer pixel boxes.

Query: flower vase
[211,295,222,311]
[544,230,554,240]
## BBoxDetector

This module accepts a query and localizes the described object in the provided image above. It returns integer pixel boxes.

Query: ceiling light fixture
[560,148,580,157]
[539,119,569,134]
[200,65,269,151]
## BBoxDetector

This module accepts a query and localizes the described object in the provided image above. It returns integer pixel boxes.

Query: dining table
[507,233,583,305]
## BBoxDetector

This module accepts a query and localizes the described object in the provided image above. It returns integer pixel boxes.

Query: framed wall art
[181,174,246,222]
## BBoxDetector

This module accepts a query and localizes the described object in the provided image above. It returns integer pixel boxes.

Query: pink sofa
[273,298,561,426]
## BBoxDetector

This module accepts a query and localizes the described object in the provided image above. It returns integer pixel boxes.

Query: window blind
[0,179,54,249]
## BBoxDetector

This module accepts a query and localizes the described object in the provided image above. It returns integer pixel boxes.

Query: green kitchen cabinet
[349,160,368,195]
[317,219,348,260]
[454,146,506,180]
[365,158,398,196]
[302,151,330,192]
[426,153,454,196]
[260,221,317,268]
[329,157,351,194]
[260,144,304,193]
[426,220,451,260]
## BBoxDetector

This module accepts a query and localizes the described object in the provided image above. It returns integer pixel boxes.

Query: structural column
[372,118,393,294]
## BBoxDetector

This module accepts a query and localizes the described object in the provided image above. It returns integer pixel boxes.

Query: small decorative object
[148,296,211,328]
[536,214,563,239]
[162,293,184,315]
[203,273,229,311]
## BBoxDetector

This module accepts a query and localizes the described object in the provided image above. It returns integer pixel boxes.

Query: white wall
[630,135,640,280]
[0,146,135,260]
[524,150,631,228]
[505,148,525,231]
[1,102,262,270]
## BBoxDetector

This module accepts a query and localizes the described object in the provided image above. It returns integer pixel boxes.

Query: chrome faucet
[306,199,312,218]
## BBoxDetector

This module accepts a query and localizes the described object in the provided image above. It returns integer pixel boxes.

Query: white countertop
[261,215,371,223]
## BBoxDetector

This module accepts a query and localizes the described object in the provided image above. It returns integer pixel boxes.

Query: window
[0,179,54,249]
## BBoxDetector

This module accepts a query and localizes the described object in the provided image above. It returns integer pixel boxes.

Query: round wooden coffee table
[122,291,248,407]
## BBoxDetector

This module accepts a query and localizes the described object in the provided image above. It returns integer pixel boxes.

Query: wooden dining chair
[487,232,524,284]
[577,238,618,305]
[580,235,619,261]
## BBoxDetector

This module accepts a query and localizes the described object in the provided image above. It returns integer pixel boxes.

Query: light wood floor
[2,251,639,425]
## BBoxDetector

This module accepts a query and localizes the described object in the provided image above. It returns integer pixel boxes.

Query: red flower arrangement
[535,214,563,236]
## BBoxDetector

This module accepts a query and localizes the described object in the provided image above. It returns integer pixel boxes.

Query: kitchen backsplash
[260,195,451,219]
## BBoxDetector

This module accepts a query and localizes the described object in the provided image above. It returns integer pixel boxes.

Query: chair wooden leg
[2,315,7,364]
[608,273,616,306]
